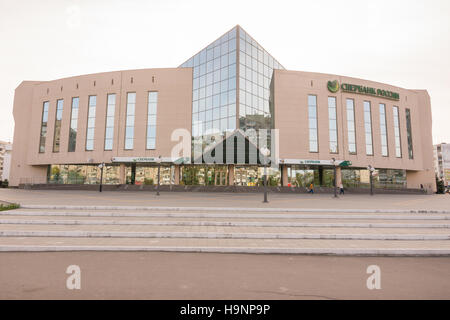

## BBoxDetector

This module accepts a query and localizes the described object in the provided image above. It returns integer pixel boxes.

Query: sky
[0,0,449,144]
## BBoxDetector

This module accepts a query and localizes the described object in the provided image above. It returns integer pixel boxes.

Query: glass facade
[125,93,136,150]
[406,108,414,159]
[104,94,115,151]
[48,164,120,185]
[68,97,79,152]
[379,103,388,156]
[180,27,237,143]
[308,95,318,152]
[238,28,284,132]
[180,26,284,154]
[53,99,63,152]
[393,106,402,158]
[346,99,356,154]
[39,101,49,153]
[146,92,158,149]
[86,96,96,151]
[328,97,338,153]
[363,101,373,156]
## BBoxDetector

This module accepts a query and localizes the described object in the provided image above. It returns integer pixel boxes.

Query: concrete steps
[0,207,449,256]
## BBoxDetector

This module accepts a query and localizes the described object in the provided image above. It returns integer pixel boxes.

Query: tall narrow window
[68,97,79,152]
[53,99,64,152]
[406,108,414,159]
[364,101,373,156]
[104,94,116,150]
[308,95,318,152]
[346,99,356,154]
[125,93,136,150]
[146,92,158,149]
[328,97,338,153]
[39,101,49,153]
[86,96,96,151]
[393,106,402,158]
[379,103,388,156]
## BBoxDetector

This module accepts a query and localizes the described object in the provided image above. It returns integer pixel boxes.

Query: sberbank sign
[327,80,400,101]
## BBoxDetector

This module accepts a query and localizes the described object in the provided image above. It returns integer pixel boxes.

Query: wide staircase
[0,205,449,256]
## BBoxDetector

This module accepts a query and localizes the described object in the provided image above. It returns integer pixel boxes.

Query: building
[0,141,12,182]
[434,143,450,187]
[9,26,436,193]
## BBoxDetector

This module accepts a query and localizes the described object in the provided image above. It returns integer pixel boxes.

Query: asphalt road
[0,252,449,299]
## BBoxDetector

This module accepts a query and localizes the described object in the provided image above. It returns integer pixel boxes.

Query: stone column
[281,165,289,187]
[228,164,235,186]
[119,163,126,185]
[174,165,180,185]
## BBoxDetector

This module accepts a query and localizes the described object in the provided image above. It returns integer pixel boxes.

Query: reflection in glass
[86,96,96,151]
[39,101,49,153]
[125,93,136,150]
[104,94,115,150]
[53,99,64,152]
[68,97,79,152]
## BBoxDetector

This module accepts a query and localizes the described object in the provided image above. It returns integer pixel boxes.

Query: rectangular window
[379,103,388,156]
[104,94,116,151]
[308,95,318,152]
[393,106,402,158]
[406,108,414,159]
[346,99,356,154]
[146,92,158,149]
[53,99,64,152]
[68,97,79,152]
[39,101,49,153]
[86,96,96,151]
[328,97,338,153]
[125,93,136,150]
[364,101,373,156]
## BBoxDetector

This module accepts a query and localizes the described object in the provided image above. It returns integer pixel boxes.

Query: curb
[1,230,448,240]
[0,245,449,256]
[1,219,449,228]
[20,205,450,214]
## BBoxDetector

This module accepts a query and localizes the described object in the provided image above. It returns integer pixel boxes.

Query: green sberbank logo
[327,80,340,93]
[326,80,400,101]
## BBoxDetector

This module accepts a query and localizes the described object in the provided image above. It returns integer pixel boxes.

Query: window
[146,92,158,149]
[393,106,402,158]
[308,95,318,152]
[346,99,356,154]
[364,101,373,155]
[125,93,136,150]
[104,94,116,150]
[53,99,64,152]
[68,97,79,152]
[379,103,388,156]
[328,97,338,153]
[406,108,414,159]
[39,101,49,153]
[86,96,96,151]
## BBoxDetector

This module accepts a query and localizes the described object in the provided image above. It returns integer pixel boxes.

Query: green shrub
[0,203,20,211]
[144,178,154,185]
[436,176,445,194]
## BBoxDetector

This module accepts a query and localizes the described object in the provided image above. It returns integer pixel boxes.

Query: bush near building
[436,176,445,194]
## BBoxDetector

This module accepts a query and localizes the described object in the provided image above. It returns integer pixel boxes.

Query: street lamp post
[261,147,270,203]
[156,155,162,196]
[98,162,105,193]
[368,165,375,196]
[332,158,338,198]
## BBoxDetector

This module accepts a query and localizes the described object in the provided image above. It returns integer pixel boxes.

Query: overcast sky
[0,0,449,144]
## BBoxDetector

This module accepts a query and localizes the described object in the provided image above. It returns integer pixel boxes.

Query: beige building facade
[9,26,436,192]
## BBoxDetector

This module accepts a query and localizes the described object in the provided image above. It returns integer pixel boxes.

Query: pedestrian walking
[308,183,314,194]
[339,183,344,195]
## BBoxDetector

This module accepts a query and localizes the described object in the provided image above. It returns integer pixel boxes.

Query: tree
[436,176,445,194]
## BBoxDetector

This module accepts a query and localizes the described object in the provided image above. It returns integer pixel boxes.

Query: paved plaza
[1,188,450,210]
